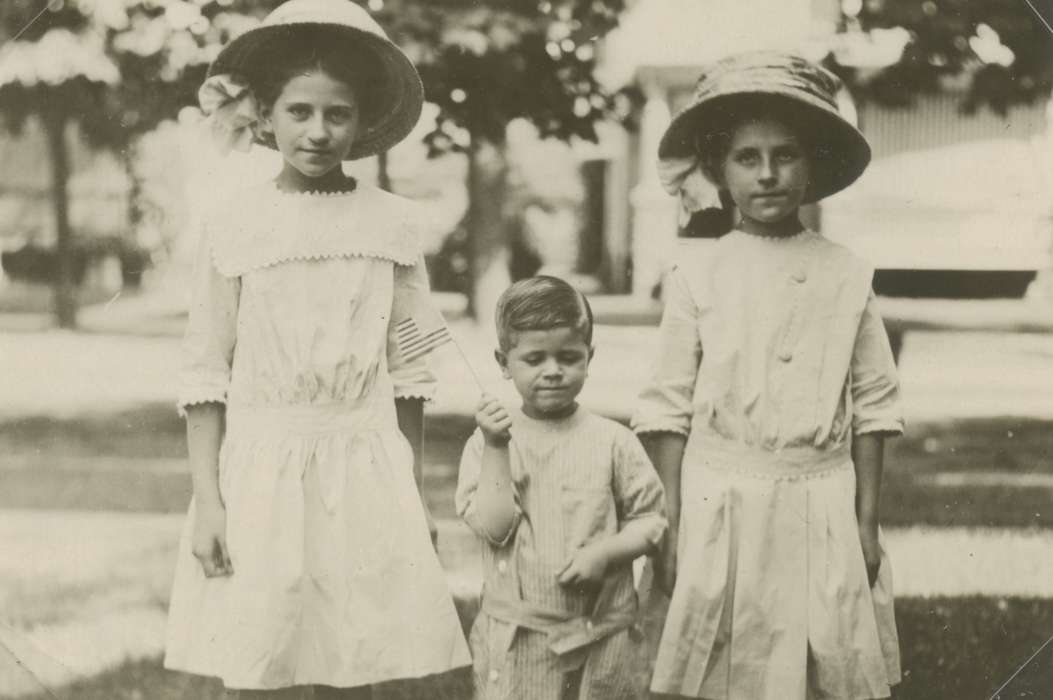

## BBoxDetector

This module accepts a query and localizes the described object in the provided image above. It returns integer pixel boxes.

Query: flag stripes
[395,318,453,363]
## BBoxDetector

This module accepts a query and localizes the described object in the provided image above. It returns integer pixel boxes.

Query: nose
[758,155,777,185]
[307,115,329,145]
[540,358,563,379]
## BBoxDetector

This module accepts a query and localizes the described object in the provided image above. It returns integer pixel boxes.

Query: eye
[732,149,760,165]
[557,351,584,364]
[521,353,544,366]
[775,147,802,163]
[287,104,311,119]
[326,106,356,124]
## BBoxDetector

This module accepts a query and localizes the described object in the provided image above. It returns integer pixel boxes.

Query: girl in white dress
[632,52,903,699]
[163,1,470,697]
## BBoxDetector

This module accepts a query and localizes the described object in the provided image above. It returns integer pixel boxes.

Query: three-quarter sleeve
[850,292,904,436]
[386,254,439,401]
[631,265,702,436]
[177,224,240,416]
[612,431,668,548]
[455,430,523,547]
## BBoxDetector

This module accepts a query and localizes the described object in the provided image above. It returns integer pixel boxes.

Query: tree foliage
[835,0,1053,113]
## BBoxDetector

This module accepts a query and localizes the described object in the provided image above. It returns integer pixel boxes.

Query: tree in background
[0,1,220,328]
[831,0,1052,113]
[373,0,630,318]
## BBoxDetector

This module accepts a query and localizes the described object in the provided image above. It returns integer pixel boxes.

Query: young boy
[456,276,667,700]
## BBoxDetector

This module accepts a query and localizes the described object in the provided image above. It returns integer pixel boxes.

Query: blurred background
[0,0,1052,698]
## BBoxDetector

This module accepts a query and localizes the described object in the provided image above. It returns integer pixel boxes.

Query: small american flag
[395,317,453,364]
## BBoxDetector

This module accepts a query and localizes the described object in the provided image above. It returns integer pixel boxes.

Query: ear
[587,346,596,363]
[494,349,512,379]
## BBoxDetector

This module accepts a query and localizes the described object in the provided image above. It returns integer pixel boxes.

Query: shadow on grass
[16,596,1053,700]
[2,410,1051,527]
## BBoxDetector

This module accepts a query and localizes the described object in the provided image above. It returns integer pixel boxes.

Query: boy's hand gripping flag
[395,316,483,390]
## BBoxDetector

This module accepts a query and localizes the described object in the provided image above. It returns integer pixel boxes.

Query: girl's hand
[858,523,881,587]
[475,394,512,447]
[192,500,233,578]
[557,542,609,588]
[655,533,678,597]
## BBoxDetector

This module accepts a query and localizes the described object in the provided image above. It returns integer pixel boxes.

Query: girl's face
[262,69,359,182]
[718,118,811,236]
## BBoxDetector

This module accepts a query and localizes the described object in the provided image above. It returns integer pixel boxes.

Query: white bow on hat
[198,74,261,154]
[657,156,724,227]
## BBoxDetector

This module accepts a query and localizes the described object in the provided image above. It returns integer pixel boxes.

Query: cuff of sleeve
[631,419,690,438]
[853,416,905,437]
[176,390,227,418]
[632,514,669,547]
[393,382,437,402]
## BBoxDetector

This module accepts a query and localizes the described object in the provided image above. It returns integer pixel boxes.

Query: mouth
[753,192,788,200]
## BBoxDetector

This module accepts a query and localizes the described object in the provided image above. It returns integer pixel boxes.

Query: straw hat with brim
[659,51,871,203]
[207,0,423,160]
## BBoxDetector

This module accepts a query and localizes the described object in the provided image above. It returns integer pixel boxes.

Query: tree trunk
[466,139,510,325]
[43,110,77,329]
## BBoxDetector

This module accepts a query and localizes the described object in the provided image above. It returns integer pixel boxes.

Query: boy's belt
[480,588,637,657]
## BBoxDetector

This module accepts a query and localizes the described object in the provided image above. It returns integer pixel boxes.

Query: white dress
[633,231,903,700]
[164,182,471,690]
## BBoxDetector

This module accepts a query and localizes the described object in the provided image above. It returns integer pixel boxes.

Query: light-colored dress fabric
[164,182,471,690]
[456,408,667,700]
[632,230,903,700]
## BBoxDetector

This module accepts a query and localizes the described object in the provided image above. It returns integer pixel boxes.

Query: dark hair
[495,276,594,352]
[237,26,385,122]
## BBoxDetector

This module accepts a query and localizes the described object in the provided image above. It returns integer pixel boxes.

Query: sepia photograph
[0,0,1052,698]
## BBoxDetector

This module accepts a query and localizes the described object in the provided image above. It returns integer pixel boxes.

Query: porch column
[629,81,678,299]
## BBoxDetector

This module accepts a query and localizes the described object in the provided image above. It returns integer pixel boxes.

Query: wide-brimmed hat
[204,0,423,160]
[659,51,870,202]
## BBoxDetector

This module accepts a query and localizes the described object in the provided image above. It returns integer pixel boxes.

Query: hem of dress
[163,656,472,691]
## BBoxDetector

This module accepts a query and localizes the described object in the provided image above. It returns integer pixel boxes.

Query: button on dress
[164,183,470,690]
[633,230,903,700]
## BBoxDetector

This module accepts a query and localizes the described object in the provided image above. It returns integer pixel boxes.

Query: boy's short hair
[495,276,594,352]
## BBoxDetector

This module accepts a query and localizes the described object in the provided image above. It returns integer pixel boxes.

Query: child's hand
[655,533,678,597]
[192,500,233,578]
[475,394,512,446]
[858,523,881,587]
[557,542,609,588]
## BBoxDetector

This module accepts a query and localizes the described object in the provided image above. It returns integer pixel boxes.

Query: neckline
[270,177,359,198]
[732,228,814,243]
[514,404,586,430]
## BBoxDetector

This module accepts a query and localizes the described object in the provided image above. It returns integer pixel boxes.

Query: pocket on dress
[562,486,615,553]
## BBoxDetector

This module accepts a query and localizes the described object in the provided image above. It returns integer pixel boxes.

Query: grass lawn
[1,406,1051,528]
[14,597,1053,700]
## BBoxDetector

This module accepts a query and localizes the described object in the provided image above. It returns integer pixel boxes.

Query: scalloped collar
[205,182,420,277]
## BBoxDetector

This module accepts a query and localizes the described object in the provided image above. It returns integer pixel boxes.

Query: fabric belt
[689,434,852,479]
[481,586,637,658]
[225,399,391,436]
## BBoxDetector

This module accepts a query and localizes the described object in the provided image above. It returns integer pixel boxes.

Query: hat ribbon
[657,156,723,227]
[198,74,261,154]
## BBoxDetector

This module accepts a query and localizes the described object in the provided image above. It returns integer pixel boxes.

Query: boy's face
[718,117,811,234]
[496,327,593,420]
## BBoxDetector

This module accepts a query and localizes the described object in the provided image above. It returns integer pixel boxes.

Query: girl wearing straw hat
[163,1,470,696]
[632,51,903,699]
